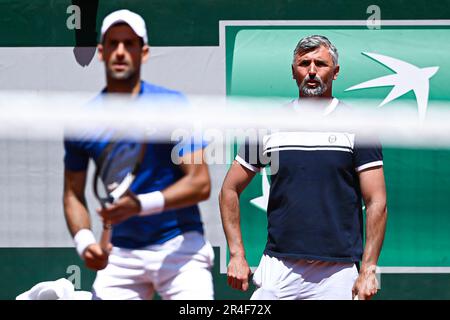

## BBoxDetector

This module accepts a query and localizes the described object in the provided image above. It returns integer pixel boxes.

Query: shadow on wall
[70,0,100,67]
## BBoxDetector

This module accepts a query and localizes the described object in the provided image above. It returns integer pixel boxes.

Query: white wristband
[137,191,165,216]
[73,229,96,259]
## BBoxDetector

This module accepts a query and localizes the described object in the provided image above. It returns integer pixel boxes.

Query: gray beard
[300,84,327,97]
[300,76,328,97]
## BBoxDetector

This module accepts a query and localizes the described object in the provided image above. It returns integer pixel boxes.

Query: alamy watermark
[66,5,81,30]
[66,264,81,289]
[170,127,280,174]
[367,5,381,30]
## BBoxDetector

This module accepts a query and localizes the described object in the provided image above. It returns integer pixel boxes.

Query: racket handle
[99,221,112,252]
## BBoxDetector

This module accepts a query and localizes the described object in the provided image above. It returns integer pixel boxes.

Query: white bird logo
[345,52,439,122]
[250,168,270,211]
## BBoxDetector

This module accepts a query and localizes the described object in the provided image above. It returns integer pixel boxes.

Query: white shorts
[251,254,358,300]
[92,231,215,300]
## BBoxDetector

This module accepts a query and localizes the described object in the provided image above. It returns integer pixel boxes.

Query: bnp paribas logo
[345,52,439,122]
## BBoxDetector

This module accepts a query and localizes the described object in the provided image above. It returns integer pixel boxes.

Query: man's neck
[105,76,142,97]
[296,96,334,108]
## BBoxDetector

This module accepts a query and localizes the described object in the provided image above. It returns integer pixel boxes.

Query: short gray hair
[293,35,339,66]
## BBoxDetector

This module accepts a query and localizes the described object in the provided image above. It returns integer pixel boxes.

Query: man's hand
[83,243,112,270]
[227,255,252,291]
[96,193,141,225]
[352,266,378,300]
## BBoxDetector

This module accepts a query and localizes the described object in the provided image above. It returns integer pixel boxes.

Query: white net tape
[1,91,450,148]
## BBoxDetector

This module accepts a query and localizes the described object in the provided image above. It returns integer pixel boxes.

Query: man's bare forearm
[162,150,211,210]
[162,172,210,210]
[63,194,91,237]
[361,200,387,271]
[63,170,91,238]
[219,187,246,258]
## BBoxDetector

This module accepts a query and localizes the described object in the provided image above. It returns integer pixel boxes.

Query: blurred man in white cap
[63,9,214,300]
[98,9,149,93]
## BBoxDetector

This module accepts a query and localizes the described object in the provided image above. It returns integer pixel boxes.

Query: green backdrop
[1,0,450,300]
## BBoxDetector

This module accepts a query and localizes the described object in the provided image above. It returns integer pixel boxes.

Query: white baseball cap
[100,9,148,44]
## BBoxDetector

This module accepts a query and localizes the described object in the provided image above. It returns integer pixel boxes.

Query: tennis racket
[93,140,146,252]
